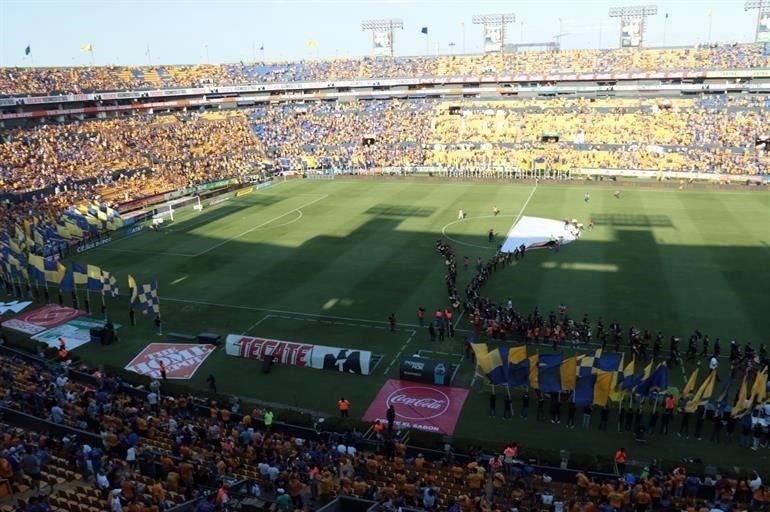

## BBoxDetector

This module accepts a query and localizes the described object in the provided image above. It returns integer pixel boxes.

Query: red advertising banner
[228,335,314,366]
[124,343,216,380]
[362,379,470,435]
[1,304,85,335]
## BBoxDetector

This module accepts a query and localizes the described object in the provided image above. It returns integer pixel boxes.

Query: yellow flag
[706,8,712,17]
[528,353,539,390]
[732,376,749,417]
[80,43,93,52]
[682,367,700,397]
[128,274,138,304]
[308,40,319,49]
[560,356,577,391]
[685,370,715,413]
[593,371,613,407]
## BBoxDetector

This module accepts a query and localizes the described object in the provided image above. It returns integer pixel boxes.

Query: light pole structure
[608,5,658,48]
[472,13,516,53]
[361,19,404,57]
[745,0,770,42]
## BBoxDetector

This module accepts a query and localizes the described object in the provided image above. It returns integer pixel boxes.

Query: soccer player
[488,229,495,243]
[457,209,464,220]
[614,190,621,199]
[493,207,500,216]
[584,193,590,202]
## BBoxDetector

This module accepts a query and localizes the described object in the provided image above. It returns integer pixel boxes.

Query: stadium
[1,1,770,511]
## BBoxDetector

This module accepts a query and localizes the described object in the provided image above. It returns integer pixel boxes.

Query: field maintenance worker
[338,397,350,418]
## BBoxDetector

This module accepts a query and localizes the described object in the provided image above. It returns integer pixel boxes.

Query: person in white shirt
[111,489,123,512]
[750,471,762,492]
[709,357,718,371]
[96,471,110,490]
[126,446,136,470]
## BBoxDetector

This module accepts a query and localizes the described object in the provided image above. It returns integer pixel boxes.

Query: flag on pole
[87,265,102,290]
[102,270,119,299]
[732,375,749,417]
[138,281,160,315]
[72,263,88,285]
[25,45,31,56]
[127,274,138,306]
[706,8,713,17]
[308,40,319,49]
[80,43,93,52]
[685,370,716,413]
[420,27,428,35]
[60,268,75,293]
[681,367,700,397]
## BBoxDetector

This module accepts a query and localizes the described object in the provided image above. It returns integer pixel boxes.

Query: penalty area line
[383,330,417,375]
[193,194,328,257]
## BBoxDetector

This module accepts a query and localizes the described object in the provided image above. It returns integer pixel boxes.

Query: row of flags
[1,247,158,317]
[1,202,124,261]
[24,44,93,56]
[473,344,669,407]
[475,342,770,416]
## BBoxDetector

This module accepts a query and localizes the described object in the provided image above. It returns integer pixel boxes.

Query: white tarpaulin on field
[500,216,579,253]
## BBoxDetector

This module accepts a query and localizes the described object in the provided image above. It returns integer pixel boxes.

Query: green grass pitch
[72,178,770,472]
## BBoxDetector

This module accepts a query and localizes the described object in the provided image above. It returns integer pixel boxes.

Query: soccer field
[70,178,770,472]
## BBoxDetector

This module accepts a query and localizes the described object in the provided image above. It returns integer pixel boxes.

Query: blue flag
[25,45,30,56]
[538,353,563,393]
[574,373,596,407]
[60,269,75,293]
[595,354,622,372]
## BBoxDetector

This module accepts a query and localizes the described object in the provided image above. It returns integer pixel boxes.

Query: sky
[0,0,764,67]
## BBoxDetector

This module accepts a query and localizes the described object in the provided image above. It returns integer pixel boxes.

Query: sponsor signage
[75,236,112,254]
[32,317,121,350]
[125,343,216,380]
[0,301,32,315]
[235,187,253,197]
[1,304,84,335]
[225,334,372,375]
[362,379,469,435]
[255,180,273,190]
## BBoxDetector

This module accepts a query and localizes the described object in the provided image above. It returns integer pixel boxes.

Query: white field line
[512,182,538,227]
[159,296,472,333]
[193,194,328,257]
[383,329,417,375]
[94,247,195,257]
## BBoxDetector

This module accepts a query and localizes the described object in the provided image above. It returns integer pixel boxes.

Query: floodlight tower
[361,19,404,57]
[608,5,658,48]
[745,0,770,42]
[472,13,516,53]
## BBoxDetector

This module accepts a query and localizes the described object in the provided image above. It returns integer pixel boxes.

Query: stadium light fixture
[361,19,404,58]
[472,13,515,53]
[608,5,658,48]
[745,0,770,42]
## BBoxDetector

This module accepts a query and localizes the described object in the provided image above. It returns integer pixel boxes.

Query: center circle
[441,214,518,250]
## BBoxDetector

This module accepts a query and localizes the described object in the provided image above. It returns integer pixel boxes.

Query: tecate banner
[225,334,372,375]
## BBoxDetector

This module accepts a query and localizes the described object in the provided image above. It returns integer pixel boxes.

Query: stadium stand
[2,43,769,96]
[1,349,768,511]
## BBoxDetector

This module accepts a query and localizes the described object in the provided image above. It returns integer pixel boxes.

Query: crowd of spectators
[0,93,766,237]
[1,43,768,96]
[250,96,769,175]
[2,348,770,512]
